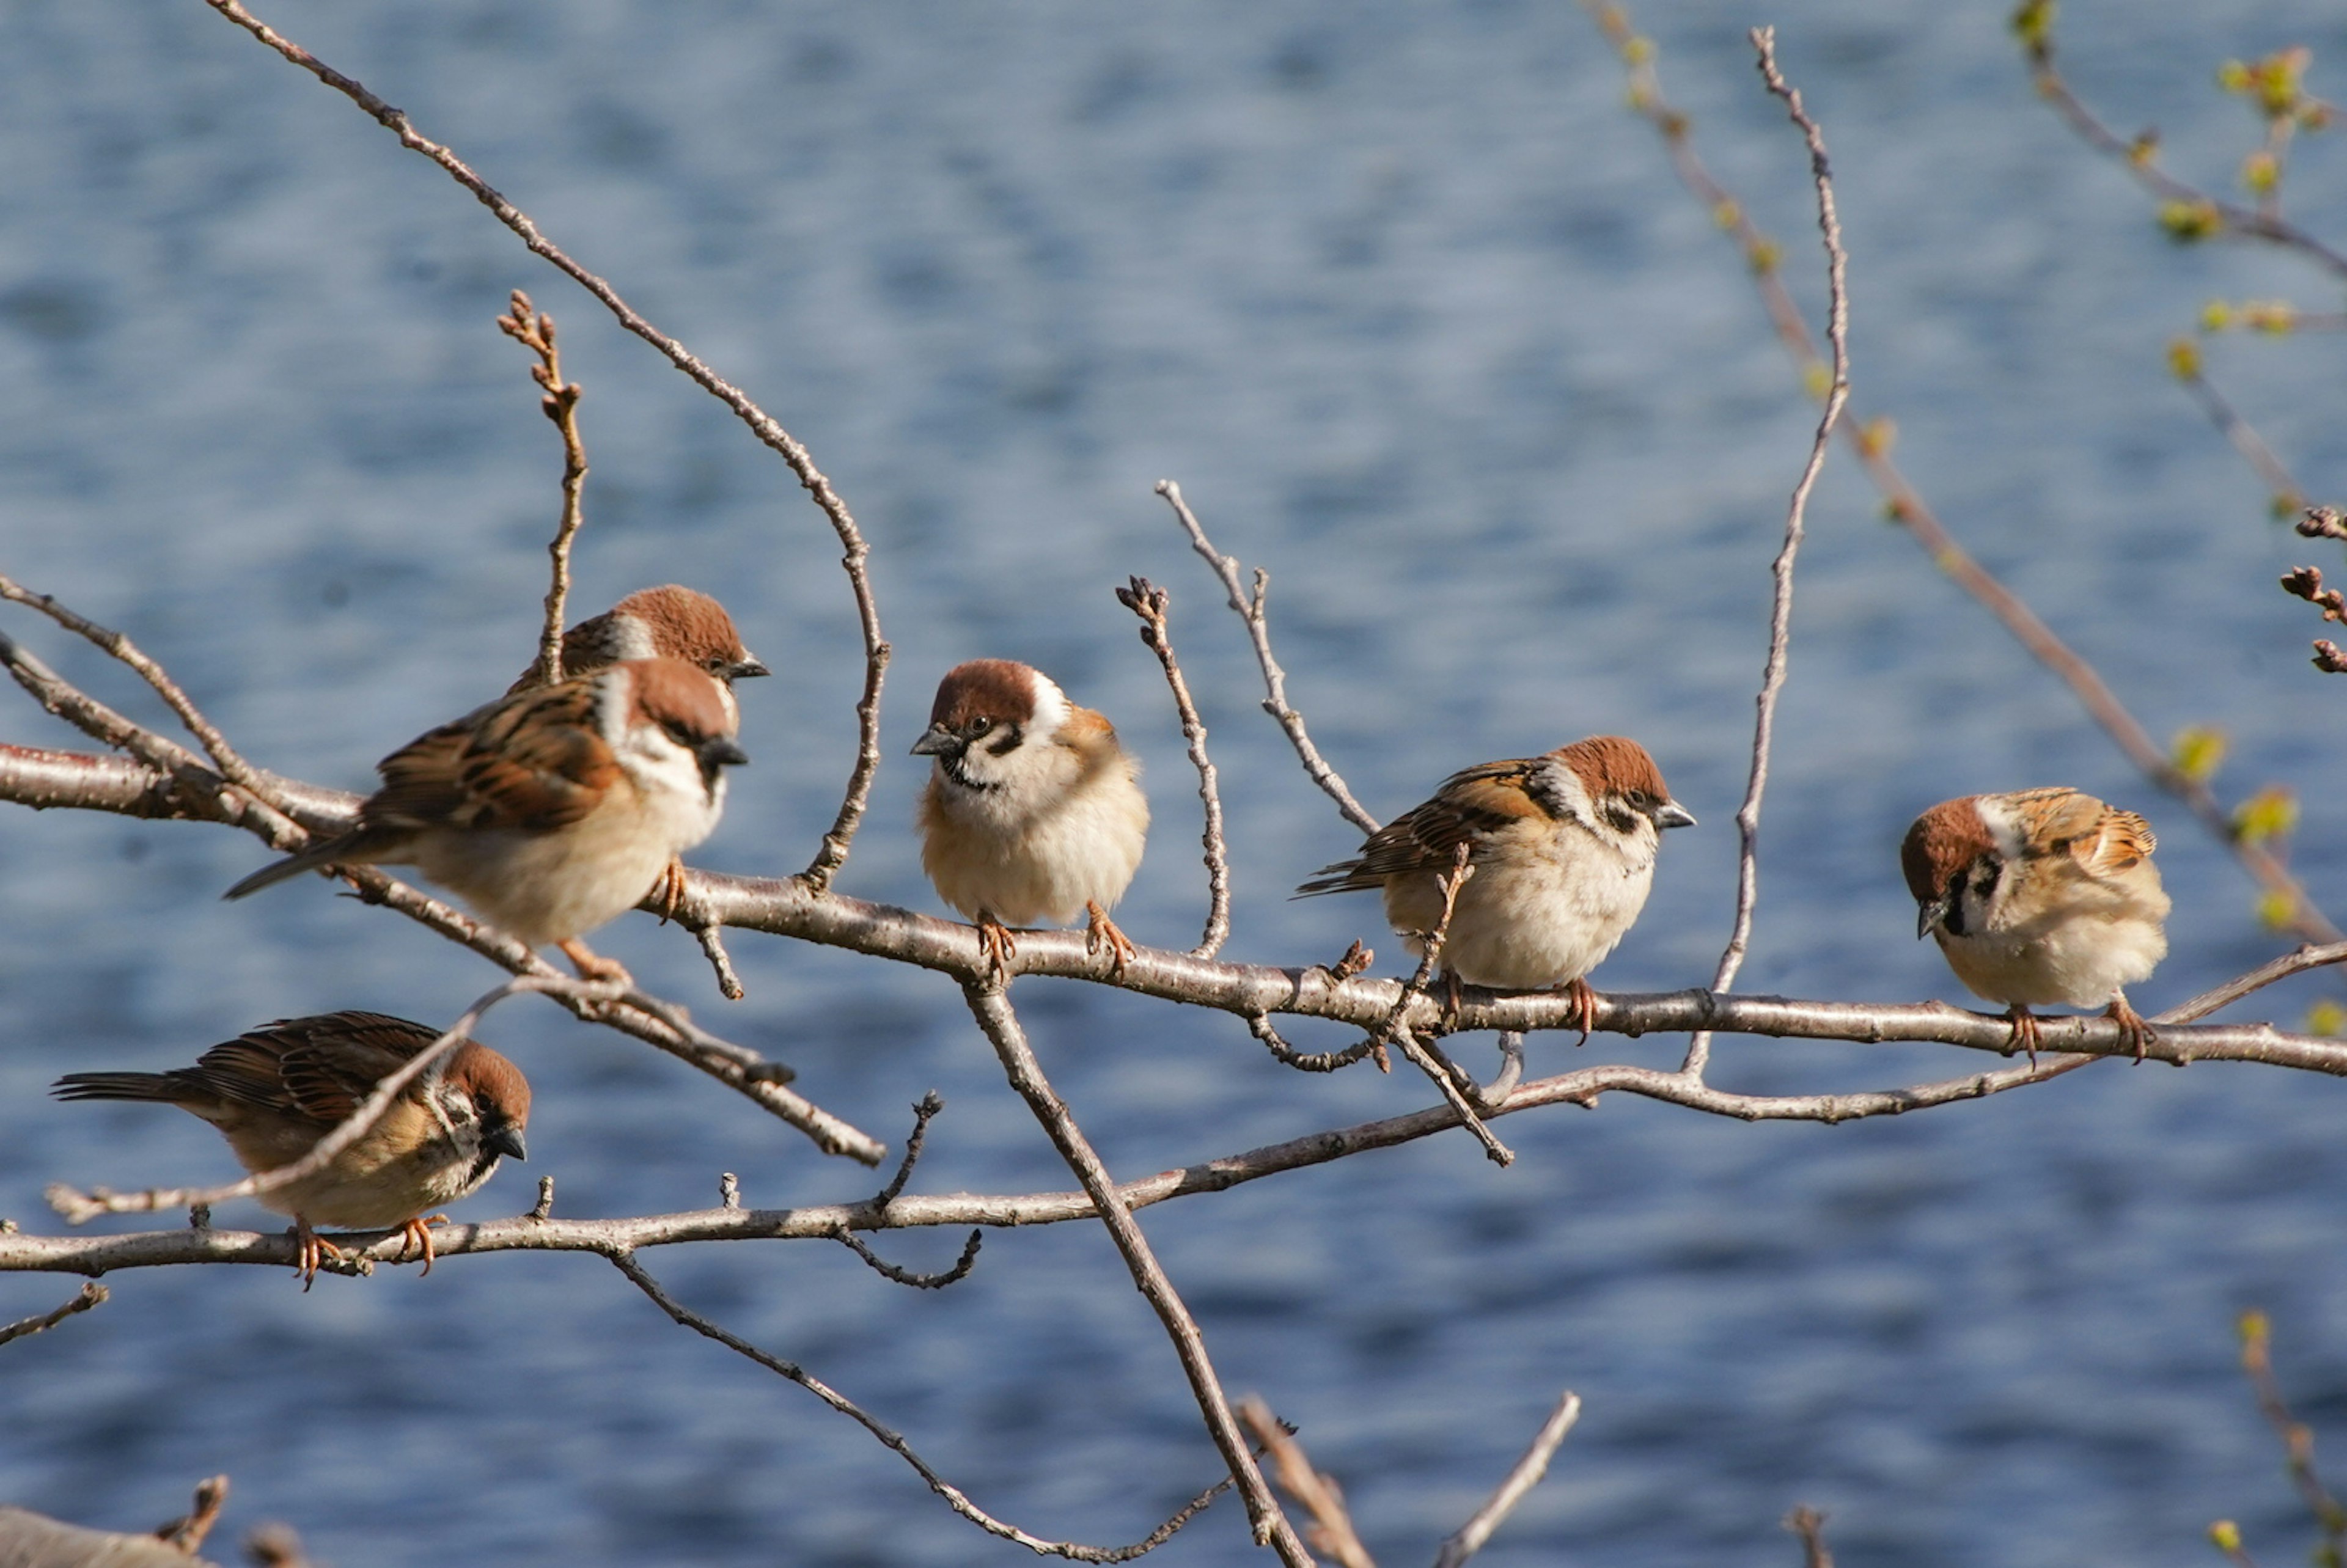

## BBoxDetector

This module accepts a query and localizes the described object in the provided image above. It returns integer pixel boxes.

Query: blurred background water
[5,2,2347,1563]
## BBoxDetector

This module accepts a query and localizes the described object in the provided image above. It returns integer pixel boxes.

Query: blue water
[7,2,2347,1562]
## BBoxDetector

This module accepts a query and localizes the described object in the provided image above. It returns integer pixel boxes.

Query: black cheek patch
[1941,873,1969,936]
[983,725,1023,758]
[1602,806,1637,835]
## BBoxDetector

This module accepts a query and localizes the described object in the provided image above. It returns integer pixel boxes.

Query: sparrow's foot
[2108,993,2156,1064]
[976,916,1018,984]
[1441,969,1464,1034]
[396,1214,451,1277]
[1563,976,1600,1046]
[2004,1002,2043,1068]
[650,858,688,926]
[1085,902,1138,979]
[292,1220,345,1291]
[557,939,634,989]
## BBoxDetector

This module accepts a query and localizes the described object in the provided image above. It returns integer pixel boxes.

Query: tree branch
[1683,29,1850,1081]
[497,288,590,687]
[1434,1391,1581,1568]
[199,0,891,893]
[1117,576,1232,959]
[0,1281,107,1347]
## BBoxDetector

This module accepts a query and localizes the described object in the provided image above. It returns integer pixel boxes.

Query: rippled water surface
[7,3,2347,1563]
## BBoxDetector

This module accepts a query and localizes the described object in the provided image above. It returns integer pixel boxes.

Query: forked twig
[1784,1505,1835,1568]
[1116,576,1232,958]
[1238,1398,1376,1568]
[496,288,590,687]
[1681,28,1850,1081]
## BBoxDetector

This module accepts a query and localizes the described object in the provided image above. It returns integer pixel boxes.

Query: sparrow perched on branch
[1902,786,2170,1062]
[226,658,747,983]
[510,585,767,915]
[913,659,1149,977]
[509,584,768,705]
[54,1011,531,1286]
[1296,736,1695,1038]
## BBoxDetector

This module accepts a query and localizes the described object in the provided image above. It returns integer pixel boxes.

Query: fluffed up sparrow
[54,1010,531,1286]
[1902,786,2170,1063]
[913,658,1149,977]
[510,584,767,915]
[226,657,747,983]
[1296,736,1695,1039]
[509,584,769,705]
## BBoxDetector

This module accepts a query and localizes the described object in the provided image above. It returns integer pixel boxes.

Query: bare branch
[1783,1505,1835,1568]
[961,982,1310,1564]
[2173,349,2307,516]
[2236,1311,2347,1555]
[496,289,590,687]
[1434,1391,1581,1568]
[1381,847,1515,1165]
[0,1281,106,1347]
[1240,1398,1376,1568]
[153,1475,229,1556]
[1683,29,1850,1081]
[1156,479,1379,836]
[1582,1,2344,947]
[694,923,746,1000]
[1116,576,1232,958]
[873,1092,947,1209]
[199,0,890,893]
[611,1251,1233,1561]
[833,1226,982,1290]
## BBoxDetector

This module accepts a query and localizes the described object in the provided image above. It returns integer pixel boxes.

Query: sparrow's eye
[704,657,726,674]
[968,716,994,737]
[662,720,698,749]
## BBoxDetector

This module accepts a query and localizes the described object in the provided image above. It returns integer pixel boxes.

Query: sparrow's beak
[1915,896,1950,940]
[910,725,959,758]
[726,656,771,681]
[485,1125,528,1163]
[1651,800,1698,830]
[699,738,750,768]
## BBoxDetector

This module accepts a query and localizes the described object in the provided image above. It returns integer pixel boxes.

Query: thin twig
[1784,1505,1835,1568]
[874,1093,947,1209]
[0,1281,106,1346]
[200,0,891,893]
[153,1476,229,1555]
[2237,1311,2347,1556]
[1248,1013,1382,1073]
[1239,1398,1376,1568]
[611,1251,1232,1561]
[1156,480,1379,836]
[1680,27,1850,1081]
[1116,576,1232,958]
[45,975,593,1224]
[498,289,589,686]
[833,1226,982,1289]
[961,983,1310,1564]
[694,923,746,1000]
[1381,845,1513,1164]
[2173,351,2307,516]
[1582,1,2343,947]
[1434,1391,1581,1568]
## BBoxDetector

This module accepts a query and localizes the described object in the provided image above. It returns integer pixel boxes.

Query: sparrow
[1902,786,2170,1063]
[509,584,769,706]
[509,585,767,915]
[913,658,1149,977]
[54,1011,531,1286]
[226,657,748,984]
[1296,736,1695,1039]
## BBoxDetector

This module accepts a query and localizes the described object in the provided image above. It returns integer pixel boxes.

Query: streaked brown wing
[1298,760,1546,892]
[252,1013,440,1127]
[2074,807,2157,880]
[2009,786,2156,882]
[368,681,617,834]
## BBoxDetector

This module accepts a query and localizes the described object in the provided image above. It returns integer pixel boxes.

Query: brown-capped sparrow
[913,658,1149,977]
[508,584,769,705]
[226,657,747,984]
[1902,786,2170,1063]
[509,584,766,915]
[54,1011,531,1286]
[1296,736,1695,1038]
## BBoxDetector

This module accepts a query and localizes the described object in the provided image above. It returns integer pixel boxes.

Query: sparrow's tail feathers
[1291,862,1373,899]
[51,1071,192,1104]
[222,833,386,901]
